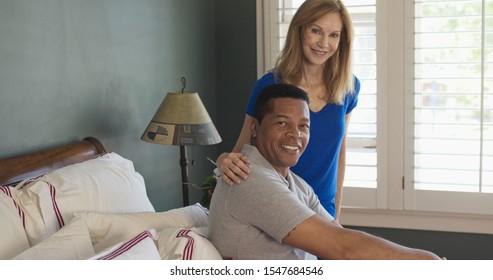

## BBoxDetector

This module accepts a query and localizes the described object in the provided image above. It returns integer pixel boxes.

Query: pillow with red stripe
[11,180,67,246]
[2,183,57,248]
[88,230,160,260]
[12,214,94,260]
[0,188,30,259]
[12,152,155,245]
[155,227,222,260]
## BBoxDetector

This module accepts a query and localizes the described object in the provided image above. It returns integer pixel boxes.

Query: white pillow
[15,152,155,244]
[88,230,160,260]
[5,182,66,247]
[0,188,30,259]
[155,227,222,260]
[13,180,68,245]
[12,215,95,260]
[78,203,209,253]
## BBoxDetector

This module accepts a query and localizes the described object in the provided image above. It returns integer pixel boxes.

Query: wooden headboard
[0,137,106,186]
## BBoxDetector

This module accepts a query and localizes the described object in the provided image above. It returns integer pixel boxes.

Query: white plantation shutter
[341,1,377,189]
[404,0,493,215]
[413,0,492,193]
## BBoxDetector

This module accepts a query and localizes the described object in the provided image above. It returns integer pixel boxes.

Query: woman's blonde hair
[275,0,354,105]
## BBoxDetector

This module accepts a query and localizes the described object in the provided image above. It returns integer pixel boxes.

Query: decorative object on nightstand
[199,174,217,209]
[141,77,222,206]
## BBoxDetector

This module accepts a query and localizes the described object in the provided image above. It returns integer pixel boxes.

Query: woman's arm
[216,115,254,185]
[335,113,351,220]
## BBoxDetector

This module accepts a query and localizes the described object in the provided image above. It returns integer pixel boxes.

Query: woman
[217,0,359,219]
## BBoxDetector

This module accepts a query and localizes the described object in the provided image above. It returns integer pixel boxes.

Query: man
[208,83,441,260]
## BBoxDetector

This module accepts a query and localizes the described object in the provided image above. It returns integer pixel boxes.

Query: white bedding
[1,152,222,260]
[13,205,222,260]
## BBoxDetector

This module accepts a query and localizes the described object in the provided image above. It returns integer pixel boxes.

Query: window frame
[256,0,493,234]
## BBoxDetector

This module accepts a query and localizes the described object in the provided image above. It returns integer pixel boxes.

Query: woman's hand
[217,152,251,186]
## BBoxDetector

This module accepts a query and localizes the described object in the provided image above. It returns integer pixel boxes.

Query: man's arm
[282,215,441,260]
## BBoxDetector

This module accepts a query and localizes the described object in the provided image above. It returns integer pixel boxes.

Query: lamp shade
[141,92,222,146]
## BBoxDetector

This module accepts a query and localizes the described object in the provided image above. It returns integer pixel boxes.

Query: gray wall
[0,0,218,211]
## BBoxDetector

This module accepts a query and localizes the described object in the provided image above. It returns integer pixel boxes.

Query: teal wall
[214,0,257,153]
[347,226,493,260]
[0,0,218,211]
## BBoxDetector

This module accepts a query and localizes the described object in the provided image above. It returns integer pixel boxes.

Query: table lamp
[141,77,222,206]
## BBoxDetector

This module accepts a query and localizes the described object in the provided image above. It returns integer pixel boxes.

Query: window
[404,0,493,216]
[258,0,493,234]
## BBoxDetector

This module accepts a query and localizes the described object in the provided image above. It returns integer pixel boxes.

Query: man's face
[251,97,310,177]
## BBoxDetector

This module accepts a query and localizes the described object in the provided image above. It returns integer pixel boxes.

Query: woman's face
[302,12,343,67]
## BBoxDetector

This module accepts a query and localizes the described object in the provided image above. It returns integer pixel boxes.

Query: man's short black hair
[254,83,310,124]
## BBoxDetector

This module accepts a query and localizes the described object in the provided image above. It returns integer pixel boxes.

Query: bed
[0,137,222,260]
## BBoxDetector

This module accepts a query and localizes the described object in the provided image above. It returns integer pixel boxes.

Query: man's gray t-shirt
[208,144,334,260]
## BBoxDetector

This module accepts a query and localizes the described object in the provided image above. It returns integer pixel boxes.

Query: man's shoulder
[248,163,284,182]
[242,146,284,178]
[289,171,311,189]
